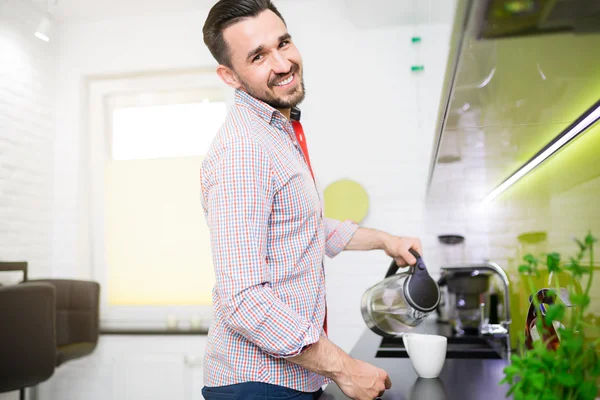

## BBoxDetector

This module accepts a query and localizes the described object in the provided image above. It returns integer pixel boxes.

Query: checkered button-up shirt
[200,90,358,391]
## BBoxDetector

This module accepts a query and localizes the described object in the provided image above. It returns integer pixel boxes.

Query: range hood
[427,0,600,202]
[478,0,600,39]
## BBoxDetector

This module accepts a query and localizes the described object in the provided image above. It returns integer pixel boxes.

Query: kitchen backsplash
[426,121,600,348]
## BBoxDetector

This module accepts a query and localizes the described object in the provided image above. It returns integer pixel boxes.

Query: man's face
[220,10,305,110]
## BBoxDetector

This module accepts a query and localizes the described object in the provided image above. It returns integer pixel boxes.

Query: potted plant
[500,232,600,400]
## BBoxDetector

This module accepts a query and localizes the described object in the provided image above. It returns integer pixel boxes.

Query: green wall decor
[323,179,369,223]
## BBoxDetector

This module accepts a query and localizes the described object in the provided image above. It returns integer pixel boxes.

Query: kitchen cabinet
[36,335,208,400]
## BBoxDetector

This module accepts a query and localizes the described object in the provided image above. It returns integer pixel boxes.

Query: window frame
[87,70,232,331]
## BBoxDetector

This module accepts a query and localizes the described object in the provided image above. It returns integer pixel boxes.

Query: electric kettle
[361,249,441,337]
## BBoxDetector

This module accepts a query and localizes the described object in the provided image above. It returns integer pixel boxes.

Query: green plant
[500,232,600,400]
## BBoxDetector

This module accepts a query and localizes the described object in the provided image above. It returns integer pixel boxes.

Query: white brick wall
[0,2,57,398]
[0,0,56,279]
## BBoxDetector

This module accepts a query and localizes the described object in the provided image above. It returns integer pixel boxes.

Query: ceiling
[46,0,455,25]
[343,0,456,28]
[47,0,217,23]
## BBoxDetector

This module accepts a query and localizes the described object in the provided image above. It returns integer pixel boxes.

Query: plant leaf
[556,373,577,387]
[575,238,587,251]
[544,304,565,324]
[566,336,584,354]
[568,256,579,265]
[518,264,532,274]
[541,349,555,365]
[529,372,545,391]
[570,293,591,308]
[524,356,547,372]
[541,390,560,400]
[546,252,561,272]
[510,354,523,365]
[592,351,600,376]
[578,381,598,400]
[524,254,539,266]
[584,232,598,246]
[564,262,587,277]
[503,365,520,377]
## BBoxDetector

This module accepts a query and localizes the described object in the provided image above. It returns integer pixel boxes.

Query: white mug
[402,333,447,379]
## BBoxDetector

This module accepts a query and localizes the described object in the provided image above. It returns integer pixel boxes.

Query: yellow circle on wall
[324,179,369,223]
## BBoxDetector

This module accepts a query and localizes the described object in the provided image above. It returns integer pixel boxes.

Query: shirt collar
[234,89,288,126]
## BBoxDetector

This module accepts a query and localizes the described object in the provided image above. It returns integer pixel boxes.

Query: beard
[239,63,306,109]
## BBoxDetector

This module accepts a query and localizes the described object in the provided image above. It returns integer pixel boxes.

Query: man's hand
[382,236,422,266]
[288,336,391,399]
[334,358,392,400]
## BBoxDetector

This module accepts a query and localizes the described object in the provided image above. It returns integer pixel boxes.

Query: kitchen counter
[321,323,511,400]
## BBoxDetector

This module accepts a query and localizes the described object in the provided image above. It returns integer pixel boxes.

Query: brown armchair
[0,262,101,399]
[30,279,101,366]
[0,282,57,399]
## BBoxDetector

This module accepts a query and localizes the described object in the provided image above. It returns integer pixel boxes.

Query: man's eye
[253,54,263,62]
[279,40,289,48]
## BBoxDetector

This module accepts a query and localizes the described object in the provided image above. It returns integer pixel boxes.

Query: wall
[0,0,55,279]
[0,1,56,398]
[428,121,600,348]
[52,0,454,354]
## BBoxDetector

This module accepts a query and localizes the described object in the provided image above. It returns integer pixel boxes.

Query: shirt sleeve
[204,136,320,358]
[324,217,359,258]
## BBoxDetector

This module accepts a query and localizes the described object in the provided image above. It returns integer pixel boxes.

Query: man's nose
[270,51,292,74]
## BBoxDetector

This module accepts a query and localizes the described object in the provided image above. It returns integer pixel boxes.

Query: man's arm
[288,336,392,400]
[204,136,320,358]
[323,219,421,266]
[344,227,423,266]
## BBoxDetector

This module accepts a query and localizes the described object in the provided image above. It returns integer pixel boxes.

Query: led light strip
[483,100,600,204]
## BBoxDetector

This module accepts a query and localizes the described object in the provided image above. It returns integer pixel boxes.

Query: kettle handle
[385,248,421,278]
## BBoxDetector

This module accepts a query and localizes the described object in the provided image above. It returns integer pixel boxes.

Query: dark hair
[203,0,286,68]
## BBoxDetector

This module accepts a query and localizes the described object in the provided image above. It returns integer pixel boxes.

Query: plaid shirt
[200,90,358,391]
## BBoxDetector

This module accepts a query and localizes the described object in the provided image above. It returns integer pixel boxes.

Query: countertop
[321,323,511,400]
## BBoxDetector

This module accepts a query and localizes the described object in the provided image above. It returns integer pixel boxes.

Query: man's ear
[216,65,242,90]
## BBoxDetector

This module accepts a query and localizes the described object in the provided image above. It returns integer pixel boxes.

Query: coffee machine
[437,262,511,349]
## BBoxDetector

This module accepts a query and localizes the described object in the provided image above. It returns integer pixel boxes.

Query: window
[88,71,231,330]
[111,101,226,160]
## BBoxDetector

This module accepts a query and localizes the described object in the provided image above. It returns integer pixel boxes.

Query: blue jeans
[202,382,323,400]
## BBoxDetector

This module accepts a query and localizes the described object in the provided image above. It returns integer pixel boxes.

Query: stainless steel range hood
[427,0,600,202]
[478,0,600,39]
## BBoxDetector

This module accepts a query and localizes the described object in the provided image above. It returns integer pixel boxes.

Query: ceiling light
[482,100,600,204]
[34,14,52,42]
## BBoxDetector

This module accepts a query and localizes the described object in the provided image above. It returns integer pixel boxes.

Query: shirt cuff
[275,321,321,359]
[324,219,359,258]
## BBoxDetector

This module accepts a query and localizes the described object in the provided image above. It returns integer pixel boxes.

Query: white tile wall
[0,1,56,398]
[0,0,55,276]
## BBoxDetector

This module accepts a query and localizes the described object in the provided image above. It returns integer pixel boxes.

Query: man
[200,1,423,399]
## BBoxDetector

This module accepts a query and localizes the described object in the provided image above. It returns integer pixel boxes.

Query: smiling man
[200,1,422,399]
